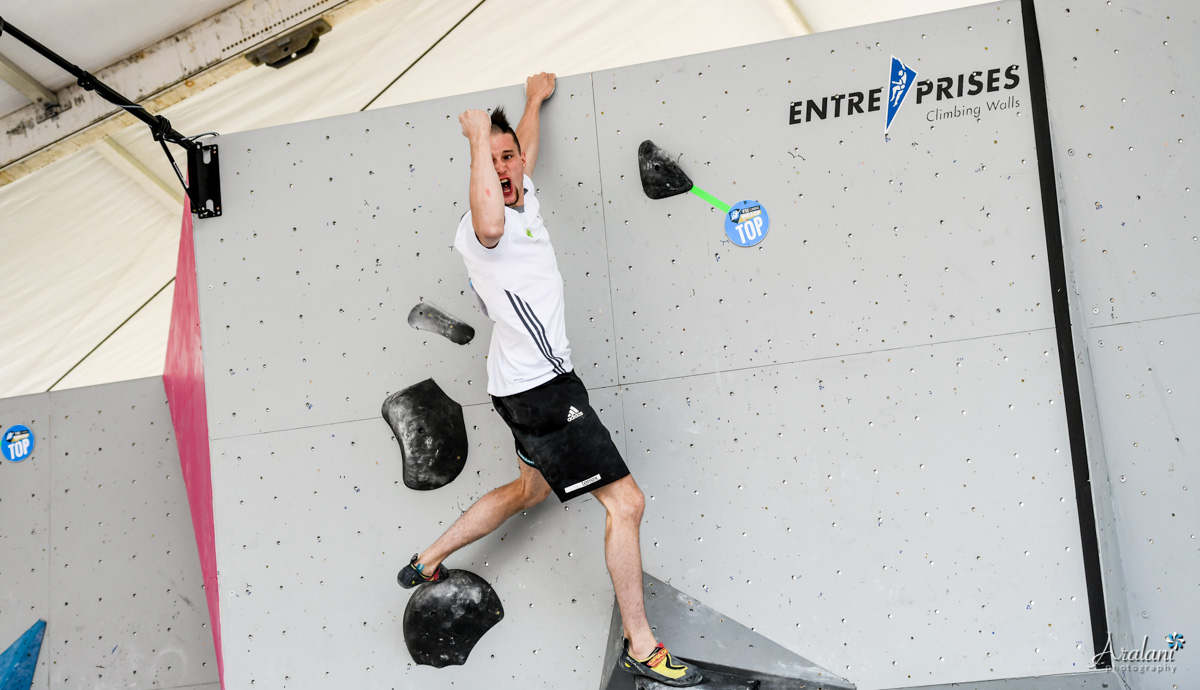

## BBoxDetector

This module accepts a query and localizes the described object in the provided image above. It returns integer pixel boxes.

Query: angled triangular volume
[638,140,694,200]
[0,619,46,690]
[599,573,855,690]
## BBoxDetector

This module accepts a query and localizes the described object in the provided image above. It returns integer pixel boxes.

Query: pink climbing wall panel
[163,201,224,687]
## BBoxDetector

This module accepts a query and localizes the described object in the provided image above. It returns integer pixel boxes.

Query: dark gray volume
[599,572,857,690]
[634,667,760,688]
[403,569,504,668]
[637,140,694,199]
[381,379,469,490]
[407,302,475,345]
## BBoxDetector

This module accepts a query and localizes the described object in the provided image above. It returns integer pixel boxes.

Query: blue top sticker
[725,200,770,247]
[3,425,35,462]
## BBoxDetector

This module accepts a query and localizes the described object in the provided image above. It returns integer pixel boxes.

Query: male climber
[397,72,702,687]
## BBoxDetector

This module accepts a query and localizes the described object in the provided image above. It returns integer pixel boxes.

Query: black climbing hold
[638,140,694,200]
[382,379,469,490]
[402,569,504,668]
[407,302,475,345]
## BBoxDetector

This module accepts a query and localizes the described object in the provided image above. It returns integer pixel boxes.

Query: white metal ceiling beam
[0,49,59,109]
[0,0,386,185]
[94,136,185,212]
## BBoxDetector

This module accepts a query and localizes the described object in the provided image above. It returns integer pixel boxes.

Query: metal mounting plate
[187,143,221,218]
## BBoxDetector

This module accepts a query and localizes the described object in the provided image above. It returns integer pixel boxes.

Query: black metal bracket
[0,14,221,218]
[187,144,222,218]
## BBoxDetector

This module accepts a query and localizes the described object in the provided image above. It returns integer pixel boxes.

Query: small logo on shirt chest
[567,406,584,422]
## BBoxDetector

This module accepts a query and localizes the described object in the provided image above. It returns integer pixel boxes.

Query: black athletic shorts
[491,370,630,502]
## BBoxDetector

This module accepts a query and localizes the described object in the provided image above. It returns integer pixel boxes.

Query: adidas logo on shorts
[567,406,584,422]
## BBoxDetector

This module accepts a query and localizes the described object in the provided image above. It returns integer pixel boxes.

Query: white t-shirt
[454,175,573,396]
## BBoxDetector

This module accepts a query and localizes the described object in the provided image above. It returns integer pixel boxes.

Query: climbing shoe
[397,553,447,589]
[619,638,704,687]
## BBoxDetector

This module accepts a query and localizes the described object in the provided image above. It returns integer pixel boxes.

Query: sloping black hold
[403,569,504,668]
[599,573,856,690]
[407,302,475,345]
[638,140,694,199]
[382,379,468,490]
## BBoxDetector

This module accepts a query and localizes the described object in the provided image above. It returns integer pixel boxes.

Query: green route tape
[689,186,731,213]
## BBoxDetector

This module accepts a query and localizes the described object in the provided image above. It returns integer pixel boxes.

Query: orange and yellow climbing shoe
[619,638,704,687]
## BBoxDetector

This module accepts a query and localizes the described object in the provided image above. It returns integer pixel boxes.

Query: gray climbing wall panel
[586,10,1095,683]
[1037,1,1198,687]
[0,392,51,690]
[187,1,1196,688]
[624,330,1088,682]
[594,19,1054,384]
[1040,3,1198,328]
[47,380,217,688]
[0,378,219,689]
[1083,315,1199,668]
[206,393,626,686]
[195,73,614,441]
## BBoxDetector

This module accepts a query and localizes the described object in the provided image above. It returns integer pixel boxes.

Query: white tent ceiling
[0,0,985,398]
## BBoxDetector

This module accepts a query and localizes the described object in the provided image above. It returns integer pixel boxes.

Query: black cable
[0,15,203,204]
[358,0,488,112]
[159,139,189,200]
[1,18,191,145]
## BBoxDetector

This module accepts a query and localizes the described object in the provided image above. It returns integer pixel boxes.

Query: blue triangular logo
[886,56,918,134]
[0,620,45,690]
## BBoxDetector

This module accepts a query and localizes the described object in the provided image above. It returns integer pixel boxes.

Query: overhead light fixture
[246,18,331,69]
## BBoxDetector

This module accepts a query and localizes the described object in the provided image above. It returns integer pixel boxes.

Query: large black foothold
[403,569,504,668]
[407,302,475,345]
[382,379,469,490]
[638,140,694,199]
